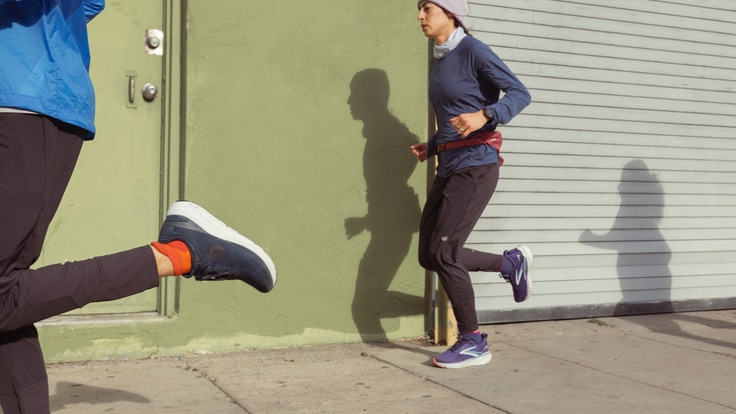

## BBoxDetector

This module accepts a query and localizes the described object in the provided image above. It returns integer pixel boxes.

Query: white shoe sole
[516,244,533,301]
[166,201,277,286]
[433,352,492,369]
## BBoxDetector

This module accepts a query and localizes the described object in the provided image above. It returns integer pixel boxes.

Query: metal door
[465,1,736,323]
[36,1,167,315]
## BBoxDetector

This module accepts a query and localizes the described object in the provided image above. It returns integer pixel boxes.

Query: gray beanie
[418,0,469,27]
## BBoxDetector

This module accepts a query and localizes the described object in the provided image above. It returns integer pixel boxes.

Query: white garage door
[464,1,736,323]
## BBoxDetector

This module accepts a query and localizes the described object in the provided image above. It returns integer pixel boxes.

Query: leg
[0,114,276,412]
[0,114,160,329]
[0,114,83,414]
[0,115,159,413]
[417,174,448,272]
[458,247,504,273]
[422,165,500,369]
[0,114,83,278]
[419,167,503,274]
[0,326,48,414]
[0,250,159,412]
[0,247,159,332]
[421,164,499,333]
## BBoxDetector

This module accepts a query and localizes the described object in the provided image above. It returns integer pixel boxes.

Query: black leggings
[418,163,503,333]
[0,114,159,413]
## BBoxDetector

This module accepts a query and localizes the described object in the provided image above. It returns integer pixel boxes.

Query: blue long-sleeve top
[0,0,105,138]
[428,35,531,177]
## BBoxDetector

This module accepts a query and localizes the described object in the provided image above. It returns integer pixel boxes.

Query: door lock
[145,29,164,56]
[146,36,160,49]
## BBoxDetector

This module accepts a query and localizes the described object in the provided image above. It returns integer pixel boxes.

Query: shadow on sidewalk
[50,381,148,412]
[621,312,736,350]
[370,339,439,368]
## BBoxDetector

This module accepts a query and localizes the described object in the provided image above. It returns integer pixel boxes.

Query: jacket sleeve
[84,0,105,23]
[475,44,531,125]
[427,132,438,158]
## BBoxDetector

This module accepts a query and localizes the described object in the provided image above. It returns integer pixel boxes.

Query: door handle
[126,75,158,104]
[141,83,158,102]
[128,75,136,104]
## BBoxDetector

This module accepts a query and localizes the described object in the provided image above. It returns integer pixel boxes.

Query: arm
[0,1,104,18]
[84,0,105,23]
[411,134,438,162]
[477,45,531,125]
[451,42,531,138]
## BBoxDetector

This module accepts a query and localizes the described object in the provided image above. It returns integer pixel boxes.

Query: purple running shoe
[432,333,492,369]
[500,244,533,302]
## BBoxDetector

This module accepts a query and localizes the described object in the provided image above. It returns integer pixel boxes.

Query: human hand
[345,216,367,239]
[579,229,594,243]
[451,110,489,139]
[411,143,429,162]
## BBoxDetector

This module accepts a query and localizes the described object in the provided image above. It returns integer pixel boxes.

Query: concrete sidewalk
[46,310,736,413]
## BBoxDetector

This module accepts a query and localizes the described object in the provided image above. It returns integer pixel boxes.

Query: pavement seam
[510,336,736,412]
[621,332,736,411]
[627,331,736,361]
[368,353,513,414]
[178,357,252,413]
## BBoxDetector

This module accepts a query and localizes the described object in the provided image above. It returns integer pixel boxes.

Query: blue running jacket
[0,0,105,138]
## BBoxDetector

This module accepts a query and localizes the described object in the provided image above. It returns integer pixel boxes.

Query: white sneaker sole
[516,244,533,301]
[433,352,492,369]
[166,201,277,286]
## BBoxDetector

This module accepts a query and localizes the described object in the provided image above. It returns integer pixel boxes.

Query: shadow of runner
[580,160,735,349]
[50,381,149,412]
[580,159,672,315]
[617,312,736,350]
[345,69,424,342]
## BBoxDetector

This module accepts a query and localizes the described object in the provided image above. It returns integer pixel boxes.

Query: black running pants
[0,114,159,413]
[418,163,503,333]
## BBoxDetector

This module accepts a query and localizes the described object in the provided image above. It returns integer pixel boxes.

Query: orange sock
[151,240,192,275]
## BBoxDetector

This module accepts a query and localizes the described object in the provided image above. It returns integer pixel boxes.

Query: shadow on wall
[344,68,424,342]
[580,159,736,349]
[579,159,673,314]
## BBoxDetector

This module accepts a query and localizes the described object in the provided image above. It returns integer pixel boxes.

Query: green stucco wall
[39,0,430,361]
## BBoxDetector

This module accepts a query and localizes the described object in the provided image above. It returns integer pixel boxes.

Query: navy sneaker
[158,201,277,293]
[500,244,533,302]
[432,333,492,369]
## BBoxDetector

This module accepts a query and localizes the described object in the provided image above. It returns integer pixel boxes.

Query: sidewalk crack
[178,357,252,413]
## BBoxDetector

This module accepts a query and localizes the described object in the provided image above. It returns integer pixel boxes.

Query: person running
[411,0,533,369]
[0,2,275,412]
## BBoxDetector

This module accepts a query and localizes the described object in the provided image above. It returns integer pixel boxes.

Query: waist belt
[436,130,504,165]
